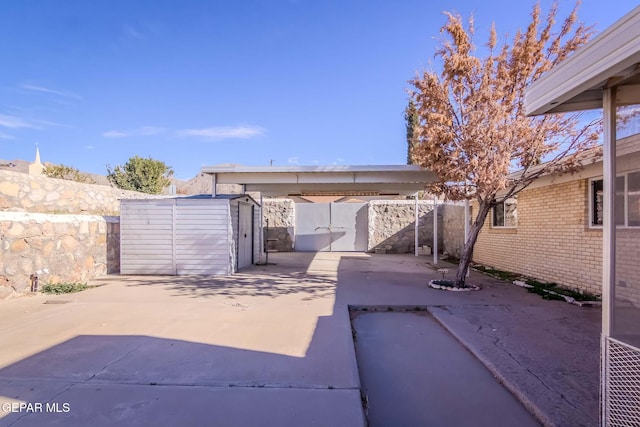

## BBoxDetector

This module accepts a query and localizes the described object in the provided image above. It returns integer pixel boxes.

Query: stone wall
[260,199,465,255]
[0,170,157,299]
[0,170,156,215]
[262,199,295,252]
[0,212,119,298]
[367,200,442,254]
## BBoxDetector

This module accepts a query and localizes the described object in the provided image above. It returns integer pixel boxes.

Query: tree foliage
[408,2,600,286]
[404,100,420,165]
[107,156,173,194]
[43,164,95,184]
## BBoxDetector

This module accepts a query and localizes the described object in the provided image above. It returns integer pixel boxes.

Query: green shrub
[41,282,88,294]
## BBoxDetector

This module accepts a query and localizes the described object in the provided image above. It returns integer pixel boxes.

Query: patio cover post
[433,196,438,265]
[602,86,617,338]
[414,193,419,257]
[464,199,470,277]
[211,174,217,197]
[259,192,265,263]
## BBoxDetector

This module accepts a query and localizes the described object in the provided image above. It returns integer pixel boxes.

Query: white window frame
[589,172,640,229]
[492,197,517,228]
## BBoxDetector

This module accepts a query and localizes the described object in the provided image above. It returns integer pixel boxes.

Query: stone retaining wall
[0,170,156,215]
[368,200,441,253]
[262,199,295,252]
[0,212,119,299]
[261,199,465,255]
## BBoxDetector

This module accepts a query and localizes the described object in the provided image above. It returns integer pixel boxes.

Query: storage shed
[120,195,260,275]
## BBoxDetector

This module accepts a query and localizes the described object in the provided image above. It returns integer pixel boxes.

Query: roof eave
[524,5,640,116]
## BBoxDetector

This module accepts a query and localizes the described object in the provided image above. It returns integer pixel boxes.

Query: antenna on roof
[269,159,274,166]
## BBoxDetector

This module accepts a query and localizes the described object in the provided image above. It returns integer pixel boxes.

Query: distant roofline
[201,164,427,174]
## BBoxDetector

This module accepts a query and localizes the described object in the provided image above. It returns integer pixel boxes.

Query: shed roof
[524,5,640,115]
[200,164,436,197]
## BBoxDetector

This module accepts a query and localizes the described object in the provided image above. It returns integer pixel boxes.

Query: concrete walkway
[0,253,600,426]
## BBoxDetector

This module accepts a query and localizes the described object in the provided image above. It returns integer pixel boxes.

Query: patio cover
[200,164,437,197]
[525,5,640,116]
[200,164,440,261]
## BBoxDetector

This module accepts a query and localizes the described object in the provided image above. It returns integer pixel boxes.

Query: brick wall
[473,179,604,295]
[471,137,640,303]
[616,230,640,306]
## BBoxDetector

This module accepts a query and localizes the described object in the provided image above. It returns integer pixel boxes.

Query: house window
[493,197,517,227]
[591,179,603,226]
[590,172,640,227]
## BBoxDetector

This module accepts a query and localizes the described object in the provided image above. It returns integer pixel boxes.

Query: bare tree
[409,2,600,286]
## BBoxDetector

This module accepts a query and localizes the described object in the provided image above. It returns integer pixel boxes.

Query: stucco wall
[0,212,119,298]
[441,204,467,258]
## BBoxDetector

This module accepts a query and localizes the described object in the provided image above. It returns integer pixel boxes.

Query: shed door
[238,202,253,269]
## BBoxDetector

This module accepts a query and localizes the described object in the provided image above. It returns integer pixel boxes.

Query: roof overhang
[525,5,640,116]
[200,165,437,197]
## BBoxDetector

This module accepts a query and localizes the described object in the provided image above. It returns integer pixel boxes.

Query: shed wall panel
[120,200,175,275]
[120,197,257,276]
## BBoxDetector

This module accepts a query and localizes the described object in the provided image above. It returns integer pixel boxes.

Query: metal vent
[605,337,640,426]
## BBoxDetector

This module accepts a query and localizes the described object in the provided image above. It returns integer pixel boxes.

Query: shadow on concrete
[112,271,337,301]
[0,326,361,426]
[0,253,599,426]
[0,253,368,426]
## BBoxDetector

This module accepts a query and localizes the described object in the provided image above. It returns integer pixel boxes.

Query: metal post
[414,193,419,257]
[602,86,617,338]
[433,196,438,265]
[464,199,470,277]
[259,193,265,263]
[211,174,217,197]
[601,84,617,427]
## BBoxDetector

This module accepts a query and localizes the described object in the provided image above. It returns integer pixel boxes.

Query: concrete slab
[2,384,363,427]
[429,303,600,427]
[352,311,541,426]
[0,253,600,426]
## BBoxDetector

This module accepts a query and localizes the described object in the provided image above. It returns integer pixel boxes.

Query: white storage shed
[120,195,260,275]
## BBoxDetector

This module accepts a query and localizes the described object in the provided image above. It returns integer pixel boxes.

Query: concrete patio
[0,253,599,426]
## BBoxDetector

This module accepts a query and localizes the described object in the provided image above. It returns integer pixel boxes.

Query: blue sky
[0,1,637,179]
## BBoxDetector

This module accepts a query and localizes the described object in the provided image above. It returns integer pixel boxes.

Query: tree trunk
[454,200,492,287]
